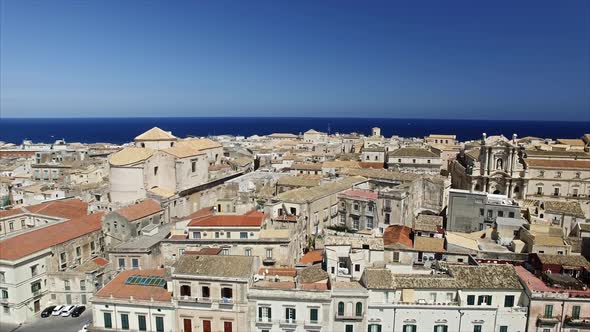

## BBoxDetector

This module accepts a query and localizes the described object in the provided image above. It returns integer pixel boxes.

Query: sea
[0,117,588,145]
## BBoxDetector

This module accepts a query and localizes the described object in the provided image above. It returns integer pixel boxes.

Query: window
[477,295,492,305]
[508,212,515,218]
[309,307,318,323]
[104,312,112,329]
[215,231,220,239]
[244,248,252,256]
[403,325,417,332]
[473,325,482,332]
[355,302,362,316]
[369,325,382,332]
[384,213,390,224]
[30,265,38,277]
[285,307,296,323]
[193,232,201,239]
[346,325,353,332]
[155,316,164,332]
[353,217,360,230]
[392,251,400,262]
[8,222,13,231]
[266,248,273,259]
[544,304,553,317]
[138,315,147,331]
[191,161,196,172]
[240,232,248,239]
[539,170,545,177]
[572,305,581,319]
[201,286,210,298]
[338,302,344,316]
[573,188,579,197]
[118,258,125,269]
[223,321,232,332]
[498,211,504,217]
[76,246,81,257]
[226,231,231,238]
[537,186,543,195]
[132,258,139,269]
[153,166,158,176]
[121,313,129,330]
[413,159,416,163]
[434,325,448,332]
[467,295,475,305]
[64,280,70,291]
[1,289,8,299]
[366,216,373,229]
[221,287,233,302]
[20,219,25,228]
[80,280,86,291]
[222,248,230,256]
[355,264,361,272]
[90,241,95,252]
[486,210,493,219]
[427,159,431,164]
[258,306,272,322]
[556,171,562,178]
[353,203,359,211]
[553,187,560,196]
[180,285,191,297]
[500,294,514,307]
[499,326,508,332]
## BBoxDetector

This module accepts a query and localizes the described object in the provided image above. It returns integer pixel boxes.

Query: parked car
[60,305,76,317]
[51,305,65,316]
[71,305,86,317]
[41,305,56,318]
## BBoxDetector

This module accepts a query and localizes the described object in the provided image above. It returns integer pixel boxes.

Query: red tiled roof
[526,159,590,169]
[93,257,109,267]
[0,151,35,158]
[184,207,214,220]
[340,189,378,200]
[299,250,323,265]
[94,269,171,302]
[188,213,264,227]
[300,282,330,290]
[169,234,188,240]
[244,210,265,218]
[0,198,88,220]
[115,199,162,221]
[514,265,590,297]
[359,162,384,169]
[27,199,88,219]
[0,212,105,260]
[383,225,413,249]
[259,267,297,277]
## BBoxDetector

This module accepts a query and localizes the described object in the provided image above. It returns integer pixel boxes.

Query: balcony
[0,297,8,304]
[32,290,42,297]
[279,319,298,327]
[197,297,212,303]
[219,297,234,305]
[537,315,560,326]
[263,258,276,265]
[255,317,272,326]
[335,313,363,321]
[304,320,321,329]
[383,205,392,212]
[565,316,590,328]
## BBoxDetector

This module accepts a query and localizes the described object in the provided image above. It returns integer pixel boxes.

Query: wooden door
[183,319,192,332]
[202,320,211,332]
[223,321,232,332]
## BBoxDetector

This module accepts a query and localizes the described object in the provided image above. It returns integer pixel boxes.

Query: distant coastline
[1,117,588,145]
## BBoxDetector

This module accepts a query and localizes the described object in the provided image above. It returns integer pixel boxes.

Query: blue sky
[1,1,589,120]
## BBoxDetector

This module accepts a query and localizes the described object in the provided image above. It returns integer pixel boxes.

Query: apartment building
[0,213,104,324]
[102,199,163,248]
[172,255,257,332]
[91,269,175,332]
[361,264,528,332]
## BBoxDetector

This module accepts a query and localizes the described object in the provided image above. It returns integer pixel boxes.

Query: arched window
[496,158,503,170]
[514,186,520,193]
[355,302,363,316]
[180,285,191,297]
[493,190,501,195]
[474,184,481,191]
[337,302,344,316]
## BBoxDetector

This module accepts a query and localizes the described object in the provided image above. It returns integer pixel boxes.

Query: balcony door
[183,319,192,332]
[202,320,211,332]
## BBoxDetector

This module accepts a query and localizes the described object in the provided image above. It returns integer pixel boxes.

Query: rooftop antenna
[327,123,331,135]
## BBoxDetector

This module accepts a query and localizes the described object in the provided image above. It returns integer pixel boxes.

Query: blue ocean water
[0,117,588,145]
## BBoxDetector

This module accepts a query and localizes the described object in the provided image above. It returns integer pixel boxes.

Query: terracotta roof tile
[299,250,323,265]
[93,257,109,266]
[0,212,104,260]
[94,269,171,302]
[259,267,297,277]
[115,199,162,221]
[0,199,88,220]
[526,159,590,169]
[383,225,413,249]
[134,127,177,141]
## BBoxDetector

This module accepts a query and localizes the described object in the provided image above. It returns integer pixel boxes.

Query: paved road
[10,310,92,332]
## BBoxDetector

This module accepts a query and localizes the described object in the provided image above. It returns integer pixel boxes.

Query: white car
[60,305,76,317]
[51,305,64,316]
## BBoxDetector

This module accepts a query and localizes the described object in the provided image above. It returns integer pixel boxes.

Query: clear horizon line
[1,115,587,123]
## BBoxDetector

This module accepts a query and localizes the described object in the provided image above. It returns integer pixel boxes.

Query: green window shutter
[104,313,112,329]
[138,315,147,331]
[156,316,164,332]
[310,308,318,321]
[268,307,272,319]
[121,314,129,330]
